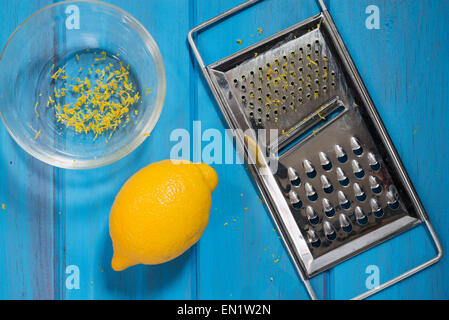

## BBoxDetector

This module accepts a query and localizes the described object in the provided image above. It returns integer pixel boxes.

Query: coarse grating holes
[288,167,301,187]
[369,176,382,194]
[305,182,318,201]
[306,206,320,225]
[350,137,363,155]
[319,152,332,171]
[335,145,347,163]
[370,198,384,218]
[352,159,365,179]
[368,152,380,171]
[321,175,333,194]
[303,159,316,178]
[386,186,400,210]
[339,214,352,233]
[355,206,368,225]
[323,198,335,218]
[323,221,336,241]
[336,167,349,186]
[289,190,302,209]
[308,229,321,248]
[338,191,351,210]
[280,134,408,253]
[354,182,366,202]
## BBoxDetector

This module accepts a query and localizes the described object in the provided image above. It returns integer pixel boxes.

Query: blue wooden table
[0,0,447,300]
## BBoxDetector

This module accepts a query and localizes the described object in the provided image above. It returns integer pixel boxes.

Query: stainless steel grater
[188,0,443,299]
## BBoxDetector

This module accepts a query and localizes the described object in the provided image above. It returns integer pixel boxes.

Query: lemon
[109,160,218,271]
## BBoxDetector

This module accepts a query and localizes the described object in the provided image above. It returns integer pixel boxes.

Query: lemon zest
[51,68,64,80]
[34,130,41,140]
[307,55,317,66]
[94,51,107,62]
[47,57,140,139]
[34,102,39,118]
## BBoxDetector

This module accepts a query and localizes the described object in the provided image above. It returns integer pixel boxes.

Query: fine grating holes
[234,37,339,129]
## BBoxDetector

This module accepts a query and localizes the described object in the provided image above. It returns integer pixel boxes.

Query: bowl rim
[0,0,166,170]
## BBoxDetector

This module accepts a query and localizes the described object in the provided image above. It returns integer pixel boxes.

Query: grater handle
[188,0,327,72]
[353,220,443,299]
[302,219,443,299]
[316,0,329,12]
[188,0,262,72]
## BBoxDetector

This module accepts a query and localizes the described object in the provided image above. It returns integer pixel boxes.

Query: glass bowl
[0,0,165,169]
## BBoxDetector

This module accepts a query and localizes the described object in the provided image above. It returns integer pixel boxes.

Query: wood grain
[0,0,447,300]
[0,0,55,300]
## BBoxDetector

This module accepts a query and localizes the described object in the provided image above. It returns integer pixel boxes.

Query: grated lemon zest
[34,102,39,117]
[307,55,317,66]
[34,130,41,140]
[47,57,141,140]
[94,51,107,62]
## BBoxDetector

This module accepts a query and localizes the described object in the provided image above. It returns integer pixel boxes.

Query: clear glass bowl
[0,0,165,169]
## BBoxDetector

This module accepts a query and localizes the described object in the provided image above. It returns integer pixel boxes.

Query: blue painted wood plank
[0,0,447,300]
[327,0,449,299]
[52,0,196,299]
[193,0,325,300]
[0,0,56,300]
[192,0,448,300]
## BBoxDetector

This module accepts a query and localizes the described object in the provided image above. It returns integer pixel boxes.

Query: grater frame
[188,0,443,300]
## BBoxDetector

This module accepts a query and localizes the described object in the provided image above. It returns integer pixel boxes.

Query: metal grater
[189,0,442,299]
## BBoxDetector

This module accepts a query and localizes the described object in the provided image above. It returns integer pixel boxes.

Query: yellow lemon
[109,160,218,271]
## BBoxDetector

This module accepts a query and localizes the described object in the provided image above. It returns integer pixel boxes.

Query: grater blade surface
[207,14,424,277]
